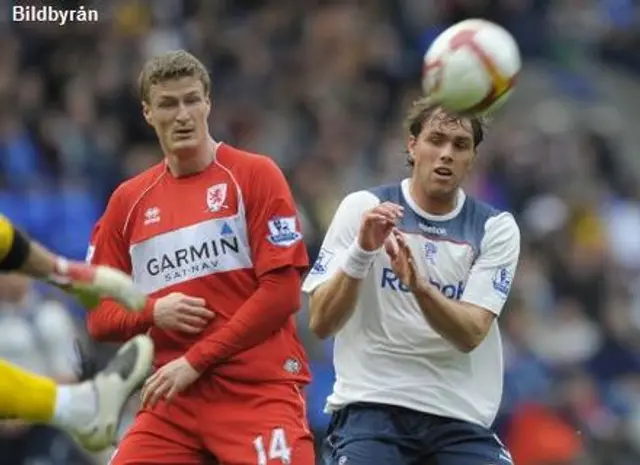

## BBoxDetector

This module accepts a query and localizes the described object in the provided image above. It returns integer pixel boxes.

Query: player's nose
[438,145,454,162]
[175,102,191,122]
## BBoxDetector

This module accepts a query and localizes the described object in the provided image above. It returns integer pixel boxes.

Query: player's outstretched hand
[153,292,215,334]
[358,202,404,251]
[385,229,420,291]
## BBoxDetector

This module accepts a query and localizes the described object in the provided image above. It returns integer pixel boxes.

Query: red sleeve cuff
[140,296,156,326]
[184,345,208,373]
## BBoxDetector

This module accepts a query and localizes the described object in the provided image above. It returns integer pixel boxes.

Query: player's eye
[158,100,177,108]
[184,93,202,105]
[454,140,471,150]
[428,133,445,145]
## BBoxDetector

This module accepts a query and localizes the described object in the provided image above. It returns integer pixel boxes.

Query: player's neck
[409,181,458,216]
[165,139,219,177]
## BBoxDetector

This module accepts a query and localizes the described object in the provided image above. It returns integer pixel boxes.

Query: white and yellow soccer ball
[422,19,521,115]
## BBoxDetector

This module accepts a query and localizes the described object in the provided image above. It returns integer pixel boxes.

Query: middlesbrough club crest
[206,183,227,212]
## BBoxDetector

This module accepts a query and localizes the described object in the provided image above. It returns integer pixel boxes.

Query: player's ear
[142,101,153,126]
[407,135,417,155]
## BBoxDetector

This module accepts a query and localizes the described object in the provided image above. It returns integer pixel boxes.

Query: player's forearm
[0,219,58,277]
[0,218,85,281]
[23,241,60,277]
[184,267,301,373]
[412,283,488,353]
[86,298,155,341]
[308,271,363,339]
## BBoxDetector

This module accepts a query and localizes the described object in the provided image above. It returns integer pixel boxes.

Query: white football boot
[72,335,154,451]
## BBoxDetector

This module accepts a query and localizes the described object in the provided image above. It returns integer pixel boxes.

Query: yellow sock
[0,359,57,422]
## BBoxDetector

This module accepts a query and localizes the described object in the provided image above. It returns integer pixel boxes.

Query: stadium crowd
[1,0,640,464]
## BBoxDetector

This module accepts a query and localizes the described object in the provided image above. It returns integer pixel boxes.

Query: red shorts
[109,376,315,465]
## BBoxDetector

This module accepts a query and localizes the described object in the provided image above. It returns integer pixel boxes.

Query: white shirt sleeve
[301,190,380,295]
[460,212,520,316]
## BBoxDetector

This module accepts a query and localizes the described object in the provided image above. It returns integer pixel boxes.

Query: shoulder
[109,162,166,206]
[462,195,502,221]
[338,189,381,213]
[464,196,519,250]
[461,196,516,232]
[367,182,403,204]
[456,195,519,250]
[217,143,282,179]
[484,211,520,242]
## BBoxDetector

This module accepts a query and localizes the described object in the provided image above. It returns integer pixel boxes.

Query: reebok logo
[380,267,465,300]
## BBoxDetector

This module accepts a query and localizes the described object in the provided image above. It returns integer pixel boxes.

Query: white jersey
[302,179,520,427]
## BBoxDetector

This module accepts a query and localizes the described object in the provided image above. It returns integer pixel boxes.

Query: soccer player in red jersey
[86,50,315,464]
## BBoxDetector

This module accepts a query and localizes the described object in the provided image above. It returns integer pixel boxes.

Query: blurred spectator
[0,274,91,465]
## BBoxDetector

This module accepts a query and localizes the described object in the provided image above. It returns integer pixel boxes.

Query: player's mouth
[433,167,454,179]
[173,128,195,139]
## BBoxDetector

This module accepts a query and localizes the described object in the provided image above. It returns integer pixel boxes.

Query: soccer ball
[422,19,521,115]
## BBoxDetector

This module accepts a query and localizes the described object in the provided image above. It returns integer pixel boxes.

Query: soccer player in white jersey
[302,97,521,465]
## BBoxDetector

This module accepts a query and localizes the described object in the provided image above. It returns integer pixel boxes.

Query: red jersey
[87,143,310,385]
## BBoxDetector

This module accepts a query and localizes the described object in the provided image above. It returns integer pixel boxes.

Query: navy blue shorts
[322,402,513,465]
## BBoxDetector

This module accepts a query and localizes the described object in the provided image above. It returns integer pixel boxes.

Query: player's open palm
[358,202,404,251]
[153,292,215,334]
[385,229,420,291]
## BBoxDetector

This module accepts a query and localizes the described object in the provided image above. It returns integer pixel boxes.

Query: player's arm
[303,192,382,339]
[0,214,33,272]
[85,195,156,341]
[0,214,64,277]
[411,213,520,352]
[184,156,308,373]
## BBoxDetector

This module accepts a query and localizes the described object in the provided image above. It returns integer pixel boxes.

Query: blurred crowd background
[1,0,640,464]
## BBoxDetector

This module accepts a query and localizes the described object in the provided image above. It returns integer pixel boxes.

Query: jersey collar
[400,178,466,222]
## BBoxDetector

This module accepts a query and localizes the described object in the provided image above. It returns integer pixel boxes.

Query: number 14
[253,428,291,465]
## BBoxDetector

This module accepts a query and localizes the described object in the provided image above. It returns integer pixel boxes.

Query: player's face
[408,109,476,199]
[143,76,211,156]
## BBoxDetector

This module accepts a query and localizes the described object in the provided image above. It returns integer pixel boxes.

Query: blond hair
[138,50,211,103]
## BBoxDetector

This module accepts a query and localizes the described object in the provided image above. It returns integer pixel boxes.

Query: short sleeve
[90,189,131,273]
[460,212,520,316]
[301,191,379,295]
[246,156,309,277]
